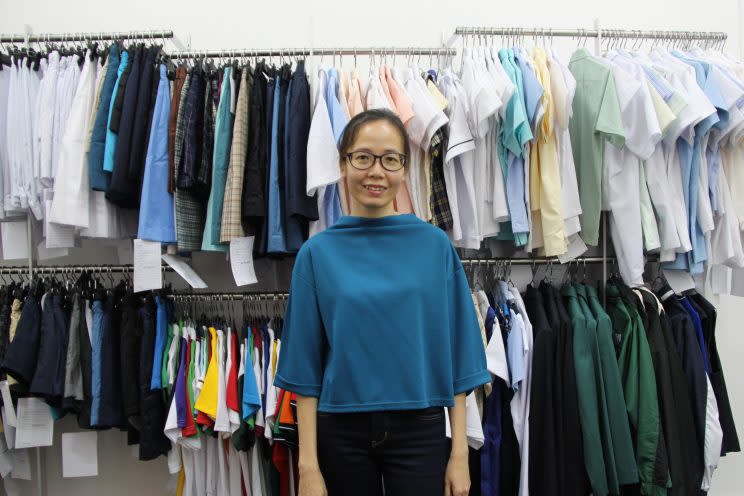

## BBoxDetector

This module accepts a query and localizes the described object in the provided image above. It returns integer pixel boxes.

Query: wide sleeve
[447,259,491,395]
[273,246,326,397]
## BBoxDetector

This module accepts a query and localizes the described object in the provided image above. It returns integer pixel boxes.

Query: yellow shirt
[531,47,566,256]
[194,326,219,418]
[646,80,676,137]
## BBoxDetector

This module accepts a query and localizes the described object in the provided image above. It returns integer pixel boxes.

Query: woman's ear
[339,160,347,179]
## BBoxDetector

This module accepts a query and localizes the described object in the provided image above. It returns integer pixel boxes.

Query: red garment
[226,329,240,414]
[273,443,291,496]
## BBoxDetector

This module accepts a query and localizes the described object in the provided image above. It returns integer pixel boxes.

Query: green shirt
[562,283,609,496]
[605,283,668,496]
[568,49,626,246]
[581,285,640,488]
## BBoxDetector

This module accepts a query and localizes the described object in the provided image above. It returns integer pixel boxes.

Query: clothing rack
[451,26,728,43]
[460,256,613,266]
[0,264,173,275]
[0,29,175,44]
[169,292,289,301]
[168,46,457,59]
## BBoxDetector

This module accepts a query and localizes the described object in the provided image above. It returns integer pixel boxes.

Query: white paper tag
[229,237,258,286]
[0,382,15,428]
[1,221,28,260]
[662,269,696,294]
[62,432,98,478]
[133,239,163,293]
[161,255,207,289]
[14,398,53,449]
[2,407,15,449]
[10,449,30,480]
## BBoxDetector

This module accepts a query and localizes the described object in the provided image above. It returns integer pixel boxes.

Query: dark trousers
[317,406,448,496]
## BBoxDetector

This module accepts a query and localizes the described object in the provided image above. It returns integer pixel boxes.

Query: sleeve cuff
[454,369,492,396]
[273,373,322,398]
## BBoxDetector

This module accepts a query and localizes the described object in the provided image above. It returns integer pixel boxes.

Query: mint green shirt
[568,49,626,246]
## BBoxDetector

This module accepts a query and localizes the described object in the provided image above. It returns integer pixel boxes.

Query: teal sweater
[274,213,490,412]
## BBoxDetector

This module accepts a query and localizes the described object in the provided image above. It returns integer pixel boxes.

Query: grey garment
[63,294,83,400]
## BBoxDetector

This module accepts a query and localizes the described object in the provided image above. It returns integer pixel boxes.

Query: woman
[274,109,489,496]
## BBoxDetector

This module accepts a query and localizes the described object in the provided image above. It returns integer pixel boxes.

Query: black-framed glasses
[345,151,407,171]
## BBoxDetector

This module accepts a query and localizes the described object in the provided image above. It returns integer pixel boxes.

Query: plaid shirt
[173,69,205,251]
[220,69,252,242]
[167,66,187,193]
[429,126,453,231]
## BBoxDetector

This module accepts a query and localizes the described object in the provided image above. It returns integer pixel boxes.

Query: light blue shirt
[138,65,176,243]
[268,76,287,253]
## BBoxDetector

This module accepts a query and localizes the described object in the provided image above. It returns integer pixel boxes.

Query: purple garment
[175,338,188,428]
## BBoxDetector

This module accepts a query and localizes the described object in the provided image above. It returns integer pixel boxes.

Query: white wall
[2,0,744,494]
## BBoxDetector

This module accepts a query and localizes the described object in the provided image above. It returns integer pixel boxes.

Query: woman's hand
[444,451,470,496]
[299,465,328,496]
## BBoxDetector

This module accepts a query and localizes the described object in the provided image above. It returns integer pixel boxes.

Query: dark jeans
[317,406,448,496]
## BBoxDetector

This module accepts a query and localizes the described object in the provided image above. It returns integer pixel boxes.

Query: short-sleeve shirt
[568,48,626,246]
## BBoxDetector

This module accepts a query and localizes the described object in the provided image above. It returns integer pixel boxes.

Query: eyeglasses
[345,151,407,172]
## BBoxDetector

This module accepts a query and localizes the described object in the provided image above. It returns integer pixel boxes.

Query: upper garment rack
[0,29,175,43]
[449,26,728,47]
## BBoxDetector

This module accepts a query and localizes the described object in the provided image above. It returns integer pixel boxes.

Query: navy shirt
[274,213,490,412]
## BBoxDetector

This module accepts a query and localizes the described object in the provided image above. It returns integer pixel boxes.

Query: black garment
[317,407,448,496]
[0,287,13,381]
[77,298,94,429]
[120,294,142,420]
[29,293,69,406]
[177,69,206,191]
[257,70,277,257]
[97,289,125,428]
[241,61,268,235]
[689,293,740,455]
[137,296,170,461]
[127,45,159,187]
[524,285,560,495]
[544,283,591,496]
[109,48,134,134]
[107,45,144,208]
[636,288,699,496]
[285,60,317,225]
[1,294,42,387]
[657,284,707,492]
[195,70,218,202]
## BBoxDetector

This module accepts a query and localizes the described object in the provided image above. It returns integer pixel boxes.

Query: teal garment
[497,49,533,245]
[561,284,609,496]
[273,213,490,412]
[202,67,234,252]
[102,50,130,173]
[582,285,639,487]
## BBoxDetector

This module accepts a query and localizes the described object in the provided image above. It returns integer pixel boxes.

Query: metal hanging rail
[168,46,457,59]
[0,30,174,44]
[452,26,727,42]
[169,292,289,301]
[460,256,613,266]
[0,264,173,274]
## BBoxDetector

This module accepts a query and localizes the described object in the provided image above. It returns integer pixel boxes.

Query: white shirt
[307,66,340,237]
[48,52,96,228]
[461,50,505,238]
[509,286,534,496]
[440,70,479,248]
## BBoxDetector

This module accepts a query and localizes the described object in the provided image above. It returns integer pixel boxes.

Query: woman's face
[340,120,406,217]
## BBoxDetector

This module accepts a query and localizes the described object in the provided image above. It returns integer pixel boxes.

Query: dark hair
[338,109,411,164]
